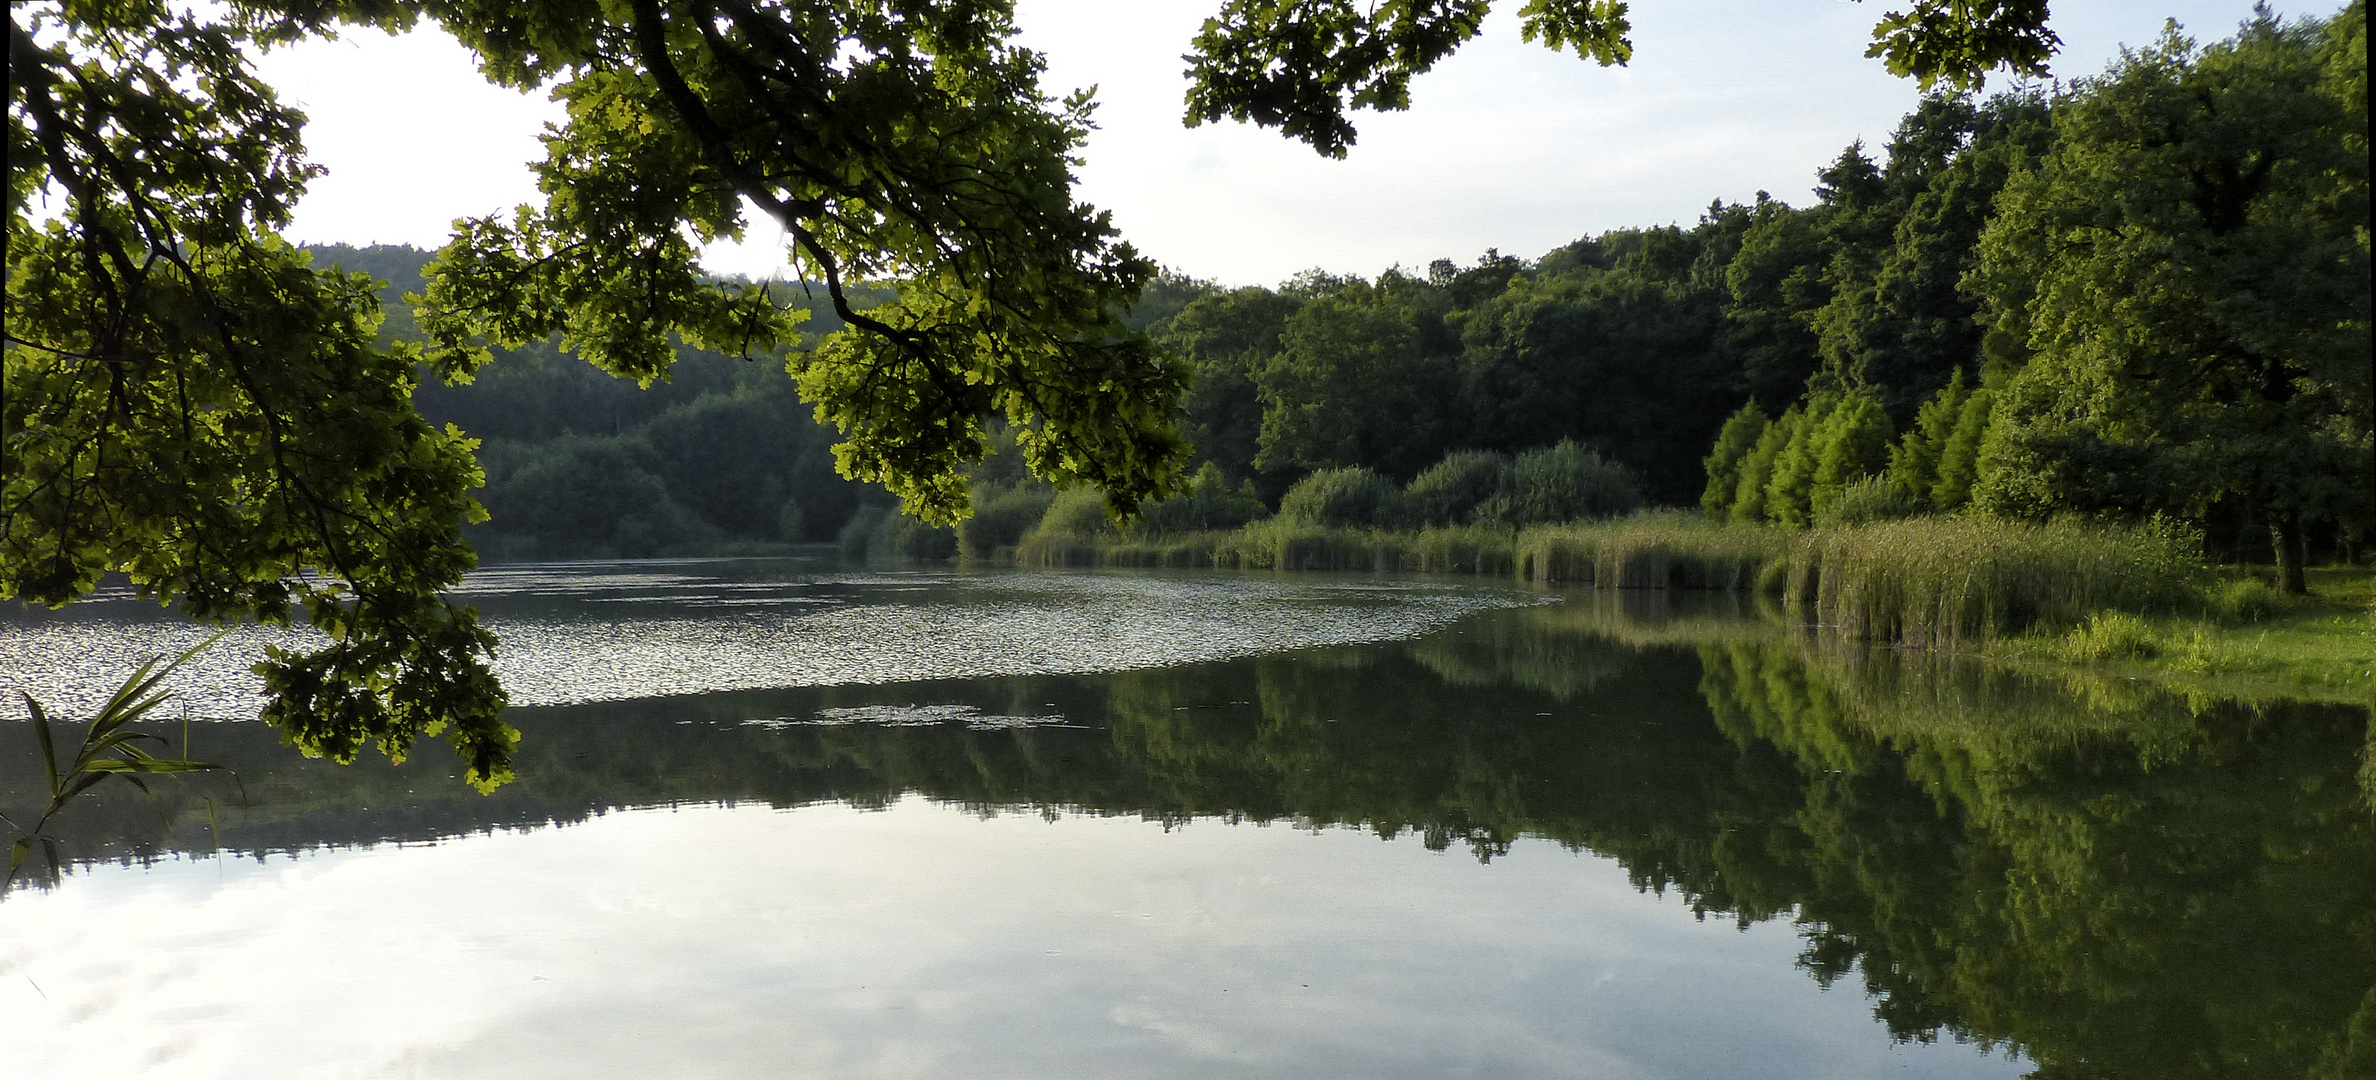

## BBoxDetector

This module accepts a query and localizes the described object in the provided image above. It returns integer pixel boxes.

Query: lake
[3,560,2370,1079]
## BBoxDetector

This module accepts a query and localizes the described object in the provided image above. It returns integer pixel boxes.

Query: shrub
[1495,440,1641,526]
[1763,400,1828,529]
[2210,576,2284,622]
[1406,450,1512,527]
[1278,466,1404,528]
[1731,406,1799,524]
[2054,611,2160,663]
[1130,462,1267,537]
[1031,487,1117,540]
[838,504,957,560]
[958,482,1057,557]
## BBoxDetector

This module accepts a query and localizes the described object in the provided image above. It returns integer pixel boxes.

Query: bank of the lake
[1009,512,2374,701]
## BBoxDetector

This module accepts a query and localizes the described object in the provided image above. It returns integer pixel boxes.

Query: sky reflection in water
[1,800,2020,1079]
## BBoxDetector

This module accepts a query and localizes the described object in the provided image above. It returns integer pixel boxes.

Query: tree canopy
[1697,3,2368,592]
[1185,0,2060,157]
[1967,4,2370,593]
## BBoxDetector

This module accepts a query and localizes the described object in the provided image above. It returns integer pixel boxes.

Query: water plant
[1778,515,2207,649]
[4,637,222,892]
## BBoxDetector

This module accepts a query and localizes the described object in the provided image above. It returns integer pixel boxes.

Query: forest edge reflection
[4,590,2371,1079]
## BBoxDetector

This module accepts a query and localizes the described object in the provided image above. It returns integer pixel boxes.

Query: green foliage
[1183,0,2057,156]
[1278,466,1405,529]
[5,232,512,785]
[1699,403,1769,516]
[1407,450,1514,527]
[1885,368,2000,512]
[1146,223,1765,508]
[1691,7,2367,577]
[958,481,1058,558]
[1808,392,1894,521]
[8,1,1213,787]
[1886,368,1967,500]
[2210,576,2287,623]
[1254,283,1454,480]
[1763,399,1831,529]
[1155,286,1304,500]
[1032,487,1121,541]
[1830,95,2052,417]
[1457,260,1732,500]
[1493,440,1643,526]
[1129,462,1268,538]
[1730,406,1800,525]
[1966,5,2371,591]
[414,0,1191,526]
[1721,197,1831,405]
[836,504,957,561]
[479,434,714,559]
[1931,386,1995,511]
[1863,0,2059,91]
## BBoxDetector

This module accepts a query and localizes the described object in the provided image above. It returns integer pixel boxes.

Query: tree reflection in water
[5,591,2369,1077]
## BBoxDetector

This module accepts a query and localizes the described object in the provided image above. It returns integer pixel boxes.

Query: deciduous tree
[1968,4,2370,593]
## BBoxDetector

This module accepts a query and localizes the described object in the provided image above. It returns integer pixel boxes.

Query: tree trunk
[2270,512,2307,596]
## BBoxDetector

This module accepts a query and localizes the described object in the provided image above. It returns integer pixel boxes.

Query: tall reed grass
[1020,507,2212,653]
[1521,512,2208,647]
[1518,511,1790,590]
[1015,522,1518,575]
[1777,516,2206,649]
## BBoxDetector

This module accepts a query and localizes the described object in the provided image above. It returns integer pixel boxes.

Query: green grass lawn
[1996,567,2374,704]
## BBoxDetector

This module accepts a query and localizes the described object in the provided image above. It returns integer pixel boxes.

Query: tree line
[1701,7,2368,594]
[1140,4,2367,593]
[318,6,2365,588]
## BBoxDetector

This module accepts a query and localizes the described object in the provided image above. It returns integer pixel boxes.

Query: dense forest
[333,4,2367,575]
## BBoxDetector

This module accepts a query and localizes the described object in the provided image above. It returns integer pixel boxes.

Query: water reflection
[4,580,2371,1078]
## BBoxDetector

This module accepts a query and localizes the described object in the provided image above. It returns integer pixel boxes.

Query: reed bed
[1014,523,1518,575]
[1519,511,1791,590]
[1780,516,2206,650]
[1522,511,2206,649]
[1019,508,2212,654]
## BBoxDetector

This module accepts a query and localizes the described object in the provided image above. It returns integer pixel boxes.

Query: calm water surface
[2,559,2369,1079]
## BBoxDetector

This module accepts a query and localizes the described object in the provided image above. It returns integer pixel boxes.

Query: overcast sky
[253,0,2296,287]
